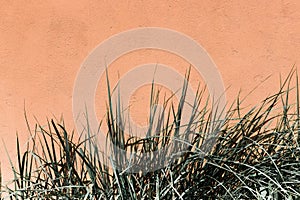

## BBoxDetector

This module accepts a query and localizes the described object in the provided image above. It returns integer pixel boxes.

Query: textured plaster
[0,0,299,182]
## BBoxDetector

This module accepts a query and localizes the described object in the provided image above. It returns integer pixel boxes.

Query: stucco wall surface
[0,0,299,182]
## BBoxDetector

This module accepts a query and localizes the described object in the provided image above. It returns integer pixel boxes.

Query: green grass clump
[1,69,300,199]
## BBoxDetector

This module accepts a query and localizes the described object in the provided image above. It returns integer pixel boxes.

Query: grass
[1,68,300,199]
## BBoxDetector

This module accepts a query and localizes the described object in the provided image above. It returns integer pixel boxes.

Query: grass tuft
[1,69,300,199]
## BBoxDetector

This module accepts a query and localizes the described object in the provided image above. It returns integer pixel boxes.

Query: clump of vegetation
[1,69,300,199]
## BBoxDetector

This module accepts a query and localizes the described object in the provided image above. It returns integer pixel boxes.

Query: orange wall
[0,1,299,183]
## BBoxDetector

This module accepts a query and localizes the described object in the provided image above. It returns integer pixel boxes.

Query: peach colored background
[0,1,299,183]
